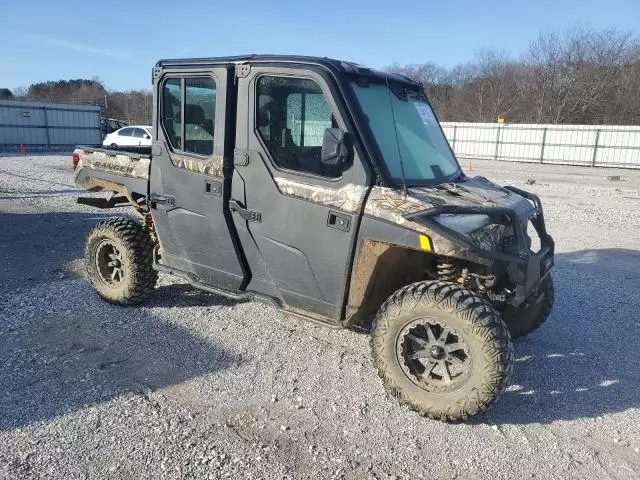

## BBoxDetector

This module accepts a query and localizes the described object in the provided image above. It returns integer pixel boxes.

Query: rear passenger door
[149,67,247,291]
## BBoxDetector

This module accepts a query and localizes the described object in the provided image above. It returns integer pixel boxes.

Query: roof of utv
[154,54,418,85]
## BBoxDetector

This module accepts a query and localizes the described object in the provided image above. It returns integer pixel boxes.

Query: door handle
[327,211,350,231]
[150,192,175,207]
[229,199,262,222]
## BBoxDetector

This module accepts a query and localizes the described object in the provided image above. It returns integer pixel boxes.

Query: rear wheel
[85,218,157,305]
[109,143,118,150]
[501,276,554,339]
[371,280,513,421]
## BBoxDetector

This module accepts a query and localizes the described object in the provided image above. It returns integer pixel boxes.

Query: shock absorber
[436,259,458,281]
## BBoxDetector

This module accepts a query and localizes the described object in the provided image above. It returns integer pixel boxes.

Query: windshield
[351,81,461,185]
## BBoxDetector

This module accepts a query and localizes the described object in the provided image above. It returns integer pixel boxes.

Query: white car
[103,126,153,149]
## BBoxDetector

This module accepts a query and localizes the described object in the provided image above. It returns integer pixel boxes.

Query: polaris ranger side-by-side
[73,55,554,421]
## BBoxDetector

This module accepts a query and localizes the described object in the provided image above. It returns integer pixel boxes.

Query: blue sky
[1,0,638,92]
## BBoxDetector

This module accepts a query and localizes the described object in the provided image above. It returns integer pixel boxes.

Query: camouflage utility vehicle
[74,55,554,421]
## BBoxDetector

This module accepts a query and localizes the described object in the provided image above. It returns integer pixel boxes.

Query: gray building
[0,99,101,151]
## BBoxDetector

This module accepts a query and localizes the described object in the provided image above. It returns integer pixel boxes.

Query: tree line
[2,79,152,125]
[388,27,640,125]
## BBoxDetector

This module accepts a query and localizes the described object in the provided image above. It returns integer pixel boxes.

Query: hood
[407,176,535,235]
[410,176,534,215]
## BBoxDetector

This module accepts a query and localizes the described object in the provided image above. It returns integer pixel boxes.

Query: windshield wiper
[385,77,408,197]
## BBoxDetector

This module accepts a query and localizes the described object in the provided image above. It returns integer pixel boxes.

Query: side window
[184,78,216,156]
[162,78,183,150]
[162,77,216,156]
[257,76,338,178]
[119,127,134,137]
[132,128,146,138]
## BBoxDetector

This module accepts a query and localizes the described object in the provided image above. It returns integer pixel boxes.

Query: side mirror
[144,134,151,140]
[320,128,350,167]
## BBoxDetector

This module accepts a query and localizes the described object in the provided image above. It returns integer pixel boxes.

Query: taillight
[72,153,80,168]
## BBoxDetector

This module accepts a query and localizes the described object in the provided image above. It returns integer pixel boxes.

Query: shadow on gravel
[0,211,119,290]
[486,248,640,425]
[0,295,238,430]
[0,211,240,430]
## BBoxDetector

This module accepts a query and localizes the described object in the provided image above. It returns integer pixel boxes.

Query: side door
[232,66,370,320]
[149,67,247,291]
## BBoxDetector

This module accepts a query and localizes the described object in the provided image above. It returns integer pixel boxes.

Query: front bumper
[407,186,554,306]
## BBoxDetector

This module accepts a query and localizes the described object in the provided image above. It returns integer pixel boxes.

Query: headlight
[433,214,506,252]
[432,214,491,234]
[468,223,506,251]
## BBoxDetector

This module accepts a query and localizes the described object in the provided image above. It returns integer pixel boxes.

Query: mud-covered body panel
[344,181,551,323]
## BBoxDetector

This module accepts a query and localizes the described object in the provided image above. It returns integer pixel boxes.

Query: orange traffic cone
[19,144,26,155]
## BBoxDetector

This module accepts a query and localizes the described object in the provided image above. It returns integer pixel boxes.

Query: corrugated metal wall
[441,122,640,169]
[0,100,101,150]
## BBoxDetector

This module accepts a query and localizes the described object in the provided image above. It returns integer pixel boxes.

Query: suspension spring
[437,260,458,281]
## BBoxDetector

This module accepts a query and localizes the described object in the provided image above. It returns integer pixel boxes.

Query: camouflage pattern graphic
[170,153,224,178]
[74,148,151,180]
[274,178,367,213]
[364,186,433,232]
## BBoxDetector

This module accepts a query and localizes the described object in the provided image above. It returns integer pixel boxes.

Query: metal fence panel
[441,122,640,169]
[0,100,101,151]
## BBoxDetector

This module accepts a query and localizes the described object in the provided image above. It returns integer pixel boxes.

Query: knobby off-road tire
[85,218,157,305]
[371,280,513,421]
[501,276,554,339]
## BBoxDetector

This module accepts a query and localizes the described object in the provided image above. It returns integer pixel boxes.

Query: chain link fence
[441,122,640,169]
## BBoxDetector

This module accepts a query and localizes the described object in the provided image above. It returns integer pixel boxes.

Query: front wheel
[371,281,513,421]
[85,218,157,305]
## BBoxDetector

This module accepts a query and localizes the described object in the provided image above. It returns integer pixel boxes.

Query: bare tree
[105,90,152,125]
[448,49,521,122]
[518,27,637,123]
[387,26,640,125]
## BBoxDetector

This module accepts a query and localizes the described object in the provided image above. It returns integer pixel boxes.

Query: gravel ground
[1,154,639,479]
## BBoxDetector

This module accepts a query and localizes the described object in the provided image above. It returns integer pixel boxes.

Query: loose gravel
[1,154,639,479]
